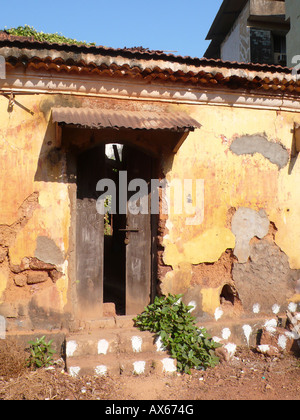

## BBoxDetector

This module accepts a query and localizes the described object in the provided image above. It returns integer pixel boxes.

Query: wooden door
[124,147,152,315]
[76,145,105,319]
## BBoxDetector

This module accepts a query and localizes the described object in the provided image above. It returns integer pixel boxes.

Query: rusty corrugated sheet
[52,107,201,131]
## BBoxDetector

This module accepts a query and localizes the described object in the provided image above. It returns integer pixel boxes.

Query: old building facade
[0,32,299,342]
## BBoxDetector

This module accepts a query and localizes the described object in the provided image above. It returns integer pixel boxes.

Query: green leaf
[133,293,222,373]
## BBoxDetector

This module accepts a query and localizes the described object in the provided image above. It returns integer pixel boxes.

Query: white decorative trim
[1,69,300,112]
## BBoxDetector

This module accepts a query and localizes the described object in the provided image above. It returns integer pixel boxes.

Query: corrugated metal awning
[52,107,201,131]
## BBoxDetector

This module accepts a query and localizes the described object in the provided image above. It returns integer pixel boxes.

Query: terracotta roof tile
[1,31,299,96]
[0,30,293,72]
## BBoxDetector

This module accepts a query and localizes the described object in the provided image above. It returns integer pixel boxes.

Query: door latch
[119,227,139,245]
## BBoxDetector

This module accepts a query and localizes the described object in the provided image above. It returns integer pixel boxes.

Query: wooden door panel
[76,146,104,319]
[125,147,152,315]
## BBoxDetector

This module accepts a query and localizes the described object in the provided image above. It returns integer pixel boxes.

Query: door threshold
[76,315,138,332]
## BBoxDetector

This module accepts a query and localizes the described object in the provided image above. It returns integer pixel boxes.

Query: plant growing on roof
[4,25,96,46]
[133,293,222,374]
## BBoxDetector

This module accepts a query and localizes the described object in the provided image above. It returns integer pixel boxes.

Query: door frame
[69,135,159,320]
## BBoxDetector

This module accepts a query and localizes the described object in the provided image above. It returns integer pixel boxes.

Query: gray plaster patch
[230,135,289,169]
[35,236,64,266]
[231,207,270,263]
[233,240,299,312]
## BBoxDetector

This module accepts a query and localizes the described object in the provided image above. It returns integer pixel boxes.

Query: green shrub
[134,294,222,374]
[26,336,55,369]
[4,25,96,46]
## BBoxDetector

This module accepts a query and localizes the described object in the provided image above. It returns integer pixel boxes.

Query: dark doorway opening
[76,141,155,318]
[103,143,126,315]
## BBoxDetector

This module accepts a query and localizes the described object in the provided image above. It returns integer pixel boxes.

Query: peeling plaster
[35,236,64,266]
[233,239,300,312]
[231,207,270,263]
[230,134,289,169]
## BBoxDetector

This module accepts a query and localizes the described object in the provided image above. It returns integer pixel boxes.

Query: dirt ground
[0,340,300,401]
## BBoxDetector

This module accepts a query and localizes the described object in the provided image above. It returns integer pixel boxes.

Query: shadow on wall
[288,127,299,174]
[34,119,71,184]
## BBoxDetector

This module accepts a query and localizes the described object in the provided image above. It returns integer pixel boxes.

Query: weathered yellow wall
[161,104,300,314]
[0,94,70,312]
[0,92,300,324]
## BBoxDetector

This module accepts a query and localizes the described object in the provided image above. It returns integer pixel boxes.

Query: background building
[205,0,299,68]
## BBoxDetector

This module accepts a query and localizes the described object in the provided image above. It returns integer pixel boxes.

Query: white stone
[188,301,197,312]
[257,344,270,353]
[242,324,252,346]
[162,358,177,373]
[272,304,280,314]
[278,334,287,350]
[131,336,143,353]
[288,302,298,313]
[66,340,78,357]
[69,366,80,377]
[264,319,277,334]
[98,339,109,355]
[155,335,167,352]
[214,307,223,321]
[133,361,146,375]
[95,365,108,376]
[221,328,231,340]
[224,343,237,359]
[253,303,260,314]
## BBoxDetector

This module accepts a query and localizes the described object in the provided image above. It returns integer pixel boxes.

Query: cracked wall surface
[0,92,300,331]
[0,94,71,331]
[231,207,270,263]
[159,104,300,320]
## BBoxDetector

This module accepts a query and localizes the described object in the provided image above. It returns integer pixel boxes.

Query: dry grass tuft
[0,339,28,379]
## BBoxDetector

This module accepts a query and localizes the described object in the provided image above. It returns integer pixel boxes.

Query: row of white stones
[66,334,166,358]
[66,334,173,377]
[68,357,177,378]
[214,302,299,321]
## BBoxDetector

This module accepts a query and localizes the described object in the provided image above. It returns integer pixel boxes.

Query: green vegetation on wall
[3,25,96,46]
